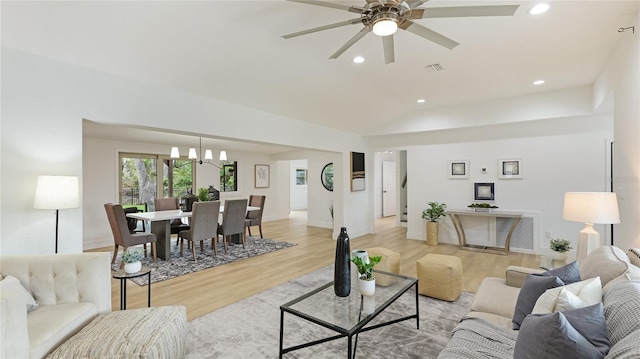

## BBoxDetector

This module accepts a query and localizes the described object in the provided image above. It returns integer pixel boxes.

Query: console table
[448,209,523,255]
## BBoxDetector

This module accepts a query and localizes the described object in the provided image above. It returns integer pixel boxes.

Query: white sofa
[0,252,111,359]
[439,245,640,358]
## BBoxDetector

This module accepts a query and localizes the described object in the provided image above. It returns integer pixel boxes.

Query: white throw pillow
[629,248,640,267]
[0,275,39,312]
[531,276,601,314]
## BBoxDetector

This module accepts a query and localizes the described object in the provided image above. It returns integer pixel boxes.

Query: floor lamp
[562,192,620,263]
[34,175,80,253]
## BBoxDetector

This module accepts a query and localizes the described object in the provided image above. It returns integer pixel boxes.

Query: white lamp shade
[219,151,227,161]
[563,192,620,224]
[188,148,197,159]
[204,149,213,160]
[170,147,180,158]
[372,19,398,36]
[34,175,80,210]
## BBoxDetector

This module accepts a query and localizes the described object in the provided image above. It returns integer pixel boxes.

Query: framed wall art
[350,151,365,191]
[448,160,470,179]
[474,182,495,201]
[498,158,523,179]
[254,164,270,188]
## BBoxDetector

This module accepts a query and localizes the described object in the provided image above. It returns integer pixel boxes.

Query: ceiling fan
[282,0,520,64]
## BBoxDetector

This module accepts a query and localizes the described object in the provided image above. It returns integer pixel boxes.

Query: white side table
[539,255,567,270]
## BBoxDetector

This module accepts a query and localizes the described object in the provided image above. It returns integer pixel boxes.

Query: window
[296,169,308,185]
[120,153,195,210]
[220,160,238,192]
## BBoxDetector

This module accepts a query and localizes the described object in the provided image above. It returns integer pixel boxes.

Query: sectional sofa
[439,245,640,358]
[0,253,112,358]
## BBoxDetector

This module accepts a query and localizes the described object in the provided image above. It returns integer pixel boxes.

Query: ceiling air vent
[426,63,444,72]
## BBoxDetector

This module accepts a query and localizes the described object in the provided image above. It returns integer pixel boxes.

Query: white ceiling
[2,0,638,143]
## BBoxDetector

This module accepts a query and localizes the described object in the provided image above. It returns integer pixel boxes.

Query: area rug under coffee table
[186,265,473,358]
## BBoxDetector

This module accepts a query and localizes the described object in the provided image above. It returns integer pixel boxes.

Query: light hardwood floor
[91,214,541,321]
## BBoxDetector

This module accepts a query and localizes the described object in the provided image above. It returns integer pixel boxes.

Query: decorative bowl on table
[468,203,499,212]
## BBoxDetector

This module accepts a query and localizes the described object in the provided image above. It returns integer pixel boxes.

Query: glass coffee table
[279,270,418,358]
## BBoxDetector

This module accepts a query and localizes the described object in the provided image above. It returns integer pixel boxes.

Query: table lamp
[34,175,80,253]
[562,192,620,263]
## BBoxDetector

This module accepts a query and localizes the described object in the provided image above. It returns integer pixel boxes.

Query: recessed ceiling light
[533,80,545,85]
[529,3,549,15]
[353,56,365,63]
[417,99,426,103]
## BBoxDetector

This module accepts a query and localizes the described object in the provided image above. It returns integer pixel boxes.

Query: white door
[382,161,397,217]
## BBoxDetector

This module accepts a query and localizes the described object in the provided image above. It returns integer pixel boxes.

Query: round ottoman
[416,254,463,301]
[365,247,401,287]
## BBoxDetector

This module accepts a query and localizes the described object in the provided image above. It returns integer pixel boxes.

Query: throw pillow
[0,275,39,312]
[512,274,564,330]
[541,261,581,284]
[531,276,602,314]
[629,248,640,267]
[580,245,630,286]
[514,304,610,358]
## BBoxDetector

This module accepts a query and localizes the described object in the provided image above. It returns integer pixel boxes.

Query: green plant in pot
[197,188,210,202]
[549,238,572,261]
[422,202,447,246]
[351,255,382,296]
[122,249,144,273]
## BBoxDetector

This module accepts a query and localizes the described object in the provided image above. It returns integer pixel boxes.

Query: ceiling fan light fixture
[372,15,398,36]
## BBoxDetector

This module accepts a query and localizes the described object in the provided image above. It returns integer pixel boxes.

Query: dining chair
[123,205,147,233]
[155,197,190,245]
[245,195,266,238]
[179,201,220,262]
[104,203,157,268]
[218,199,248,252]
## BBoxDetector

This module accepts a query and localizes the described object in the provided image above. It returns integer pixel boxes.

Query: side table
[539,255,567,271]
[112,267,151,310]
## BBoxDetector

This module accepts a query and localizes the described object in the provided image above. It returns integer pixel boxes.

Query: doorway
[382,160,397,217]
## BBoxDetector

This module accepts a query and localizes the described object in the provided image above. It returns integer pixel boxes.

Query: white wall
[405,129,613,255]
[1,48,371,255]
[289,159,308,211]
[595,8,640,251]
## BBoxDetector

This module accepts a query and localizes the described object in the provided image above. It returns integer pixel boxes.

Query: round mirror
[321,163,334,192]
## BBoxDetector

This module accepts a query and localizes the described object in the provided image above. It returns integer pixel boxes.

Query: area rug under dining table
[111,236,296,285]
[186,265,473,358]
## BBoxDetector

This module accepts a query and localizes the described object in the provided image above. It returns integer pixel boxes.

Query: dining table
[127,205,260,260]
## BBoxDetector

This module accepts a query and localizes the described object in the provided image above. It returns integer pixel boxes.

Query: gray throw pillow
[514,304,610,359]
[512,274,564,330]
[542,261,581,284]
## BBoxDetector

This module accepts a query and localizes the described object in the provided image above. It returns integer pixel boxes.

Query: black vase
[334,227,351,297]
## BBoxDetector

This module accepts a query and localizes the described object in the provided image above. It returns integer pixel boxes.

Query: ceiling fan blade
[400,21,459,49]
[405,0,428,9]
[411,5,519,19]
[382,35,395,65]
[287,0,352,11]
[282,18,363,39]
[329,27,371,59]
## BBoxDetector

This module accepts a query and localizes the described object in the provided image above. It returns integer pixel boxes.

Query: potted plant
[549,238,572,261]
[351,255,382,296]
[122,249,144,273]
[197,187,210,202]
[422,202,447,246]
